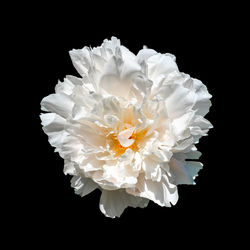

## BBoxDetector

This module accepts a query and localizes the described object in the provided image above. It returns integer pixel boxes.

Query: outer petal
[55,75,81,95]
[69,47,92,76]
[69,47,105,91]
[99,55,141,98]
[64,160,77,175]
[99,189,149,218]
[71,176,98,197]
[40,113,68,148]
[128,174,178,207]
[169,158,192,184]
[169,158,203,185]
[41,93,74,118]
[137,48,157,64]
[159,83,196,118]
[171,111,195,140]
[147,53,178,82]
[192,79,212,116]
[190,115,213,136]
[59,135,87,162]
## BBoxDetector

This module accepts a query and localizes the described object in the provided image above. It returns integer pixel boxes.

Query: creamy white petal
[118,127,135,147]
[192,79,212,116]
[159,84,196,118]
[55,78,74,95]
[99,56,141,98]
[40,113,68,148]
[137,48,157,64]
[152,147,173,162]
[65,121,106,147]
[119,149,134,164]
[171,111,195,140]
[99,189,148,218]
[130,174,178,207]
[101,97,122,118]
[59,135,86,162]
[102,162,138,188]
[142,157,162,182]
[40,113,66,131]
[69,48,91,76]
[41,93,74,118]
[80,156,104,173]
[71,176,98,197]
[190,115,213,136]
[63,160,77,175]
[104,114,119,129]
[147,53,178,82]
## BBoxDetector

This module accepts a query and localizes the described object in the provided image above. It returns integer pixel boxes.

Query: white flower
[40,37,212,218]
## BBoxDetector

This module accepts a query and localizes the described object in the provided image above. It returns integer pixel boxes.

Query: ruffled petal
[137,48,157,64]
[129,174,178,207]
[171,111,195,140]
[63,160,77,175]
[41,93,74,118]
[40,113,68,148]
[192,79,212,116]
[147,53,178,82]
[190,115,213,136]
[169,158,203,185]
[71,176,98,197]
[142,156,162,182]
[159,83,196,118]
[99,55,141,98]
[99,189,148,218]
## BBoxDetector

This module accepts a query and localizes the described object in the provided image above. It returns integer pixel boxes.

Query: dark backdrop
[6,2,241,248]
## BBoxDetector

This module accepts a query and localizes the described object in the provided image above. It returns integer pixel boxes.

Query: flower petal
[190,115,213,136]
[192,79,212,116]
[159,83,197,118]
[171,111,195,140]
[169,158,203,185]
[147,53,178,82]
[137,48,157,64]
[169,158,193,184]
[71,176,98,197]
[142,156,162,182]
[99,55,141,98]
[130,174,178,207]
[99,189,149,218]
[40,113,68,148]
[118,127,135,147]
[63,160,77,175]
[41,93,74,118]
[66,121,106,147]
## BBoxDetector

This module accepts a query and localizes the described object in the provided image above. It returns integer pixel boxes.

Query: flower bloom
[40,37,212,218]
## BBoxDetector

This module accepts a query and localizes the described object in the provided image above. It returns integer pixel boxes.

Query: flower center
[107,125,149,157]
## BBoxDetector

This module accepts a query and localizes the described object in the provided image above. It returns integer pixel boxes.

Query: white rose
[40,37,212,218]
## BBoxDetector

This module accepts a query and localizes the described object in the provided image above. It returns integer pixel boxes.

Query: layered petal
[169,158,203,185]
[71,176,98,197]
[99,189,149,218]
[41,93,74,118]
[128,174,178,207]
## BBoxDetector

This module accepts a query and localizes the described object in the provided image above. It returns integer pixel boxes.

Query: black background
[5,2,243,247]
